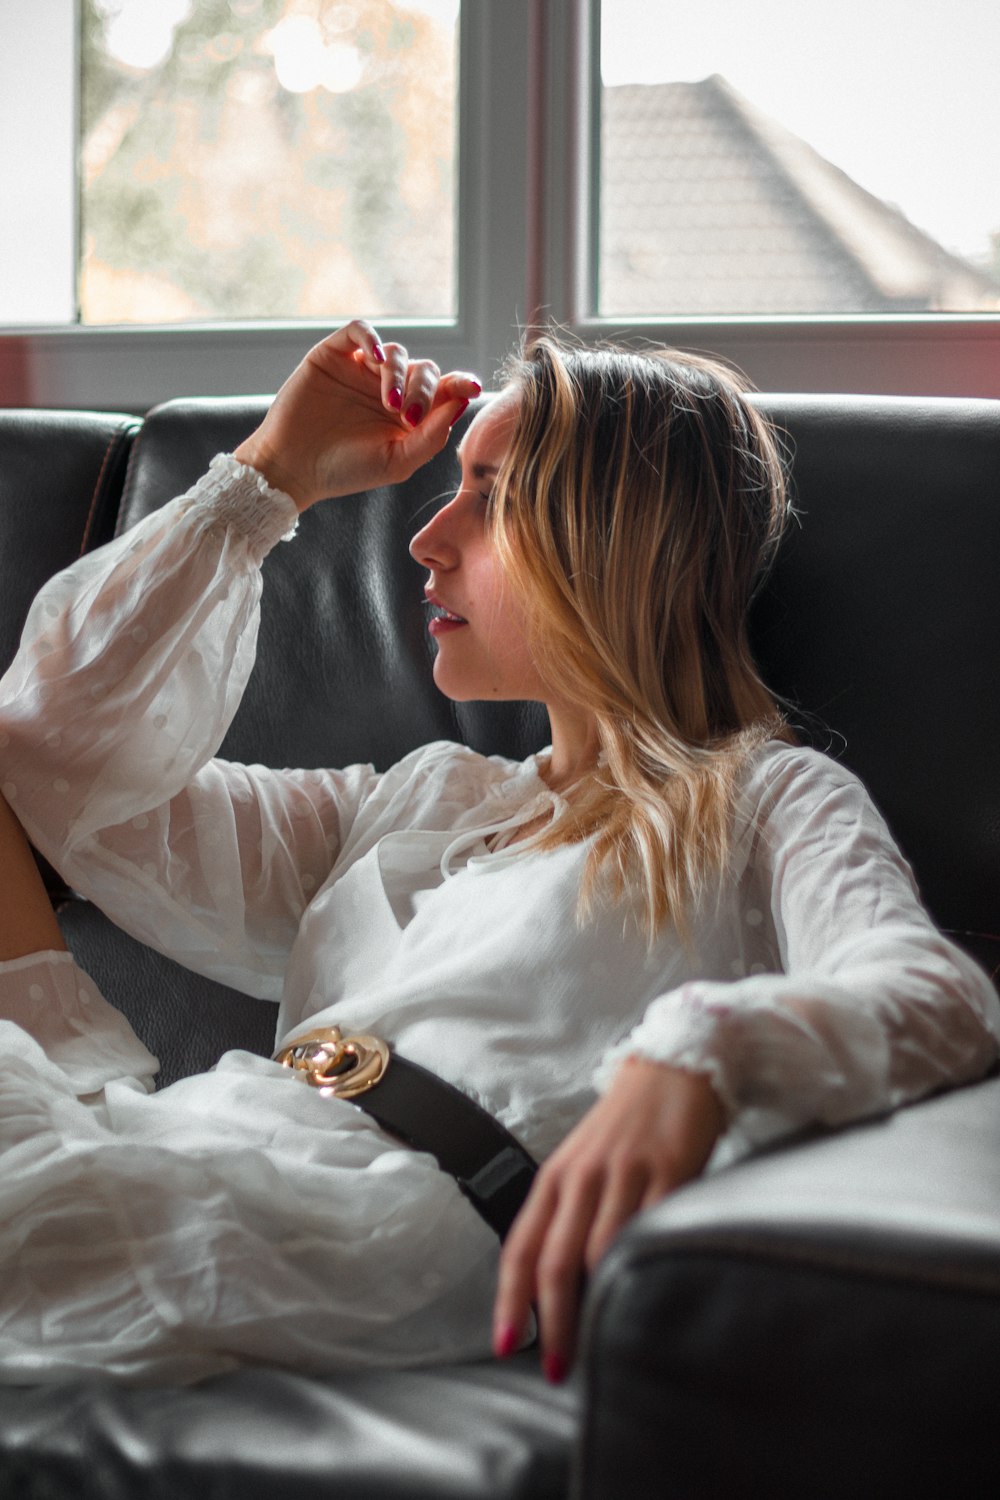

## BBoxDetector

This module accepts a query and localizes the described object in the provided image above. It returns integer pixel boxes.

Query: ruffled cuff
[0,949,159,1097]
[591,970,914,1170]
[593,983,739,1120]
[187,455,300,560]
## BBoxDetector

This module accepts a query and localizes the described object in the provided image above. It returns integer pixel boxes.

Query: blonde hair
[490,335,794,942]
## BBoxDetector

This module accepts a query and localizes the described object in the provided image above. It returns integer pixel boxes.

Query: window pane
[599,0,1000,316]
[80,0,459,325]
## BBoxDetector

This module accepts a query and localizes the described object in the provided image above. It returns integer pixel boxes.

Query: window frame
[3,0,1000,408]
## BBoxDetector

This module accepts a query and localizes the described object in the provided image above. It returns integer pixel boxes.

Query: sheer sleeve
[595,747,1000,1162]
[0,457,383,1000]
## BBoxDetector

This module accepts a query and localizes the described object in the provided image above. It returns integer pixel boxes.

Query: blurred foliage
[79,0,457,324]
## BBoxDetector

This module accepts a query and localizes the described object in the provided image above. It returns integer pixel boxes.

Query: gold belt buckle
[274,1025,390,1099]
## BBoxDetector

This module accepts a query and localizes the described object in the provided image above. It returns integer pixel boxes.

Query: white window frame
[3,0,1000,408]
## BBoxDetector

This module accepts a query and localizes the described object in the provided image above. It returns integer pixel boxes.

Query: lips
[423,593,468,626]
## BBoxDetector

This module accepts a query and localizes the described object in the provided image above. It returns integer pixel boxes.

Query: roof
[600,75,1000,315]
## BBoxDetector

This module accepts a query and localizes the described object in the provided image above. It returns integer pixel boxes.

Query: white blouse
[0,455,997,1174]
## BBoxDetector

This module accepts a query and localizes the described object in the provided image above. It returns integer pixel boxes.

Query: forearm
[598,925,1000,1164]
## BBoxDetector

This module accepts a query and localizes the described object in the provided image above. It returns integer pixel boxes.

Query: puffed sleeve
[594,746,1000,1164]
[0,457,383,1000]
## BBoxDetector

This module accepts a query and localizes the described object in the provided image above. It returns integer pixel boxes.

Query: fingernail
[449,398,470,428]
[373,342,386,364]
[405,403,424,427]
[543,1352,568,1385]
[387,386,403,411]
[469,379,482,395]
[494,1323,519,1359]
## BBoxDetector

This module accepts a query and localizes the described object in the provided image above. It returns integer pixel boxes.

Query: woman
[0,322,997,1386]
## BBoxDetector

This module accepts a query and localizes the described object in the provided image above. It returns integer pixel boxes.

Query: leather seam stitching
[81,420,140,554]
[116,417,150,539]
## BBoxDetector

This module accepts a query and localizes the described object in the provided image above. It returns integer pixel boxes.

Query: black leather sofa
[1,389,998,1499]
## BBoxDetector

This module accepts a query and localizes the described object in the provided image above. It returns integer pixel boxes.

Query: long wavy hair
[489,335,794,942]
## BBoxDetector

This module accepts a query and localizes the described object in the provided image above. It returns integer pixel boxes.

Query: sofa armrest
[574,1072,1000,1500]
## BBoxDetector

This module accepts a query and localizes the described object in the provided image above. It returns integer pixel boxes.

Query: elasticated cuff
[188,455,300,559]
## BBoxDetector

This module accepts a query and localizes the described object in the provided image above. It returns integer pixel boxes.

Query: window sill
[4,314,1000,410]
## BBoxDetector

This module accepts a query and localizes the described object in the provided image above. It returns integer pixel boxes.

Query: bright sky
[602,0,1000,261]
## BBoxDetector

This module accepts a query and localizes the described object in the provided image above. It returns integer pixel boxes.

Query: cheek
[478,573,526,646]
[486,593,546,688]
[468,552,547,690]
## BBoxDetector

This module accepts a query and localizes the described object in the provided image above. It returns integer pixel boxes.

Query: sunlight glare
[100,0,193,71]
[266,15,363,96]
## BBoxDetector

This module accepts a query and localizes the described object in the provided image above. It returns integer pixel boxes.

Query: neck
[543,704,601,793]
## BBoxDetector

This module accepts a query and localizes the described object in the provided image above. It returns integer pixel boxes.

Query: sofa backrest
[0,407,137,690]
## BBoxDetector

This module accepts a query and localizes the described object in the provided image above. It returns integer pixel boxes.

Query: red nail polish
[405,403,424,427]
[495,1323,519,1358]
[543,1352,568,1385]
[449,398,470,428]
[373,342,386,363]
[387,386,403,411]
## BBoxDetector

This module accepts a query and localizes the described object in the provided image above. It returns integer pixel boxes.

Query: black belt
[273,1026,538,1242]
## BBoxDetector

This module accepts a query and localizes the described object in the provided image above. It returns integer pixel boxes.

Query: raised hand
[492,1056,725,1383]
[234,319,481,511]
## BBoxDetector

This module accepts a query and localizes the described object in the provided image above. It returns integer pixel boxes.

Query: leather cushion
[578,1067,1000,1500]
[0,1353,576,1500]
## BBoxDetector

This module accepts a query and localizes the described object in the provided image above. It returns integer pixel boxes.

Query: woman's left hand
[492,1057,726,1383]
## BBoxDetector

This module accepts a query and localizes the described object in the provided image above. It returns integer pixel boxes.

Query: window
[597,0,1000,318]
[78,0,459,324]
[3,0,1000,409]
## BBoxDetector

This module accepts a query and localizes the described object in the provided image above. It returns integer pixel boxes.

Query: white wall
[0,0,76,324]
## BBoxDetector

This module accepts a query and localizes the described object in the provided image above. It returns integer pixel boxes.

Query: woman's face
[409,393,549,704]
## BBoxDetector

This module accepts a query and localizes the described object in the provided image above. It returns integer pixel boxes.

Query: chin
[432,666,512,703]
[431,663,478,702]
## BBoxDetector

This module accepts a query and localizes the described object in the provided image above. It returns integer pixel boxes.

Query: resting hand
[492,1057,725,1383]
[234,319,481,511]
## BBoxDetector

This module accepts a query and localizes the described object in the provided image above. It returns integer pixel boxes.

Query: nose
[409,493,463,571]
